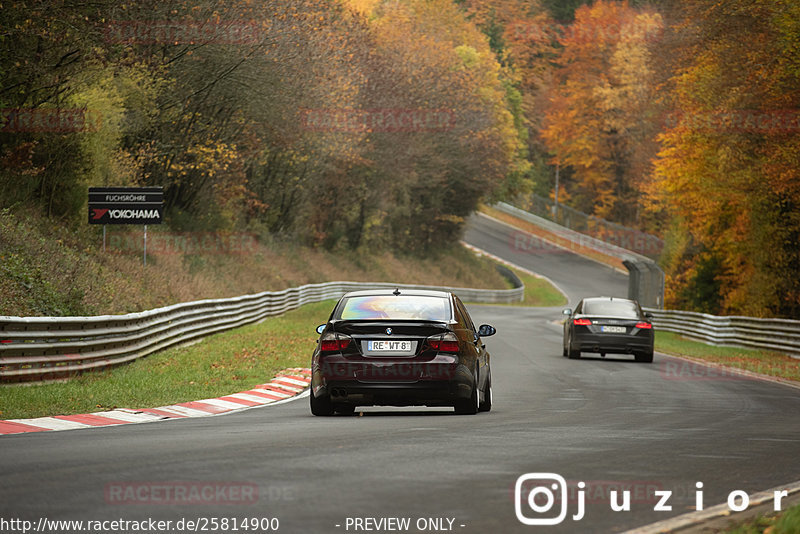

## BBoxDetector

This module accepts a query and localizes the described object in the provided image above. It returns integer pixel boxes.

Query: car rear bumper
[573,333,653,354]
[311,355,475,407]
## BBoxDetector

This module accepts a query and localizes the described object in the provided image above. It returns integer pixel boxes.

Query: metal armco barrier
[644,308,800,358]
[0,279,524,382]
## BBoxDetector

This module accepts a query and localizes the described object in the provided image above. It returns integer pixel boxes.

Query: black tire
[310,389,334,416]
[635,351,654,363]
[567,335,581,359]
[478,372,492,413]
[334,404,356,415]
[455,374,479,415]
[562,342,568,357]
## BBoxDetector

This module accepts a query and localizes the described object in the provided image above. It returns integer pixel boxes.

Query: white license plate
[601,326,627,334]
[368,340,412,352]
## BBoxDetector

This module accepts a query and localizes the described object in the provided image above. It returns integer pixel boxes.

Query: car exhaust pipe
[331,388,348,398]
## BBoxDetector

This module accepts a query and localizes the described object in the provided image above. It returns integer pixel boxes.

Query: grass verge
[655,331,800,383]
[0,301,334,420]
[503,268,567,307]
[719,502,800,533]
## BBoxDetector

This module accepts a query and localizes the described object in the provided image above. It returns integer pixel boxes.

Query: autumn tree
[647,0,800,317]
[540,0,663,223]
[2,0,526,257]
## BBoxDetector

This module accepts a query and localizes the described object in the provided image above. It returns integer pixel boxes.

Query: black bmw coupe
[310,289,496,415]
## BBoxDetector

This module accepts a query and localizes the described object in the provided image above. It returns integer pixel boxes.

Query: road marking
[199,398,256,410]
[9,417,92,431]
[226,392,276,404]
[0,369,312,436]
[243,389,285,400]
[54,414,131,426]
[0,421,49,434]
[166,404,220,417]
[275,376,310,387]
[94,410,165,423]
[258,384,298,396]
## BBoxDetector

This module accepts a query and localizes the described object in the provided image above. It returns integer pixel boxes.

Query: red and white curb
[0,367,311,436]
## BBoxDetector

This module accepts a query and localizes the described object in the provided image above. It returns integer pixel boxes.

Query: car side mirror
[478,324,496,337]
[316,324,326,335]
[562,308,573,316]
[644,312,653,319]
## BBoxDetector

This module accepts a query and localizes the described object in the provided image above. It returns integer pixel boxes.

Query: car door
[454,297,486,387]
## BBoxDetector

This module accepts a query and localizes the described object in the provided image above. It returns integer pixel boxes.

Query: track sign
[88,187,163,225]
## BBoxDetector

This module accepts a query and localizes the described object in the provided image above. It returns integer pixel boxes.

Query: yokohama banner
[89,187,163,225]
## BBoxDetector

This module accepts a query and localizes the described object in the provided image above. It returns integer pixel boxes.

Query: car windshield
[338,295,450,321]
[582,299,640,318]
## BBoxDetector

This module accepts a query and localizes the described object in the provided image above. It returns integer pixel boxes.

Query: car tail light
[426,332,459,353]
[635,322,653,329]
[573,318,592,326]
[319,332,352,352]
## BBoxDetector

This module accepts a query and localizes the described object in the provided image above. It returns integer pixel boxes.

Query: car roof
[341,289,453,299]
[582,296,637,304]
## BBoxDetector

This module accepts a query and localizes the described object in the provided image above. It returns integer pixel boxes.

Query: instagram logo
[513,474,788,525]
[515,473,580,525]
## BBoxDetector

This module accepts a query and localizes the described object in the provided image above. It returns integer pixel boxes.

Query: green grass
[655,331,800,382]
[512,269,568,307]
[0,301,334,420]
[721,501,800,533]
[467,267,566,308]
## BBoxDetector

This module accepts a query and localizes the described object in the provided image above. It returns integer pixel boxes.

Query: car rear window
[338,296,450,321]
[582,299,640,318]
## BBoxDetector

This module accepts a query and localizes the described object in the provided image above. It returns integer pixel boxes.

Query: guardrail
[492,202,665,309]
[0,277,524,383]
[510,193,665,260]
[644,308,800,358]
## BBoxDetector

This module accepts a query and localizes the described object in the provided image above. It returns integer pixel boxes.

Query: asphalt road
[463,212,629,305]
[1,215,799,534]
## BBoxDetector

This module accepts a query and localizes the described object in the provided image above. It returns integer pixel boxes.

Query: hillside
[0,207,509,317]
